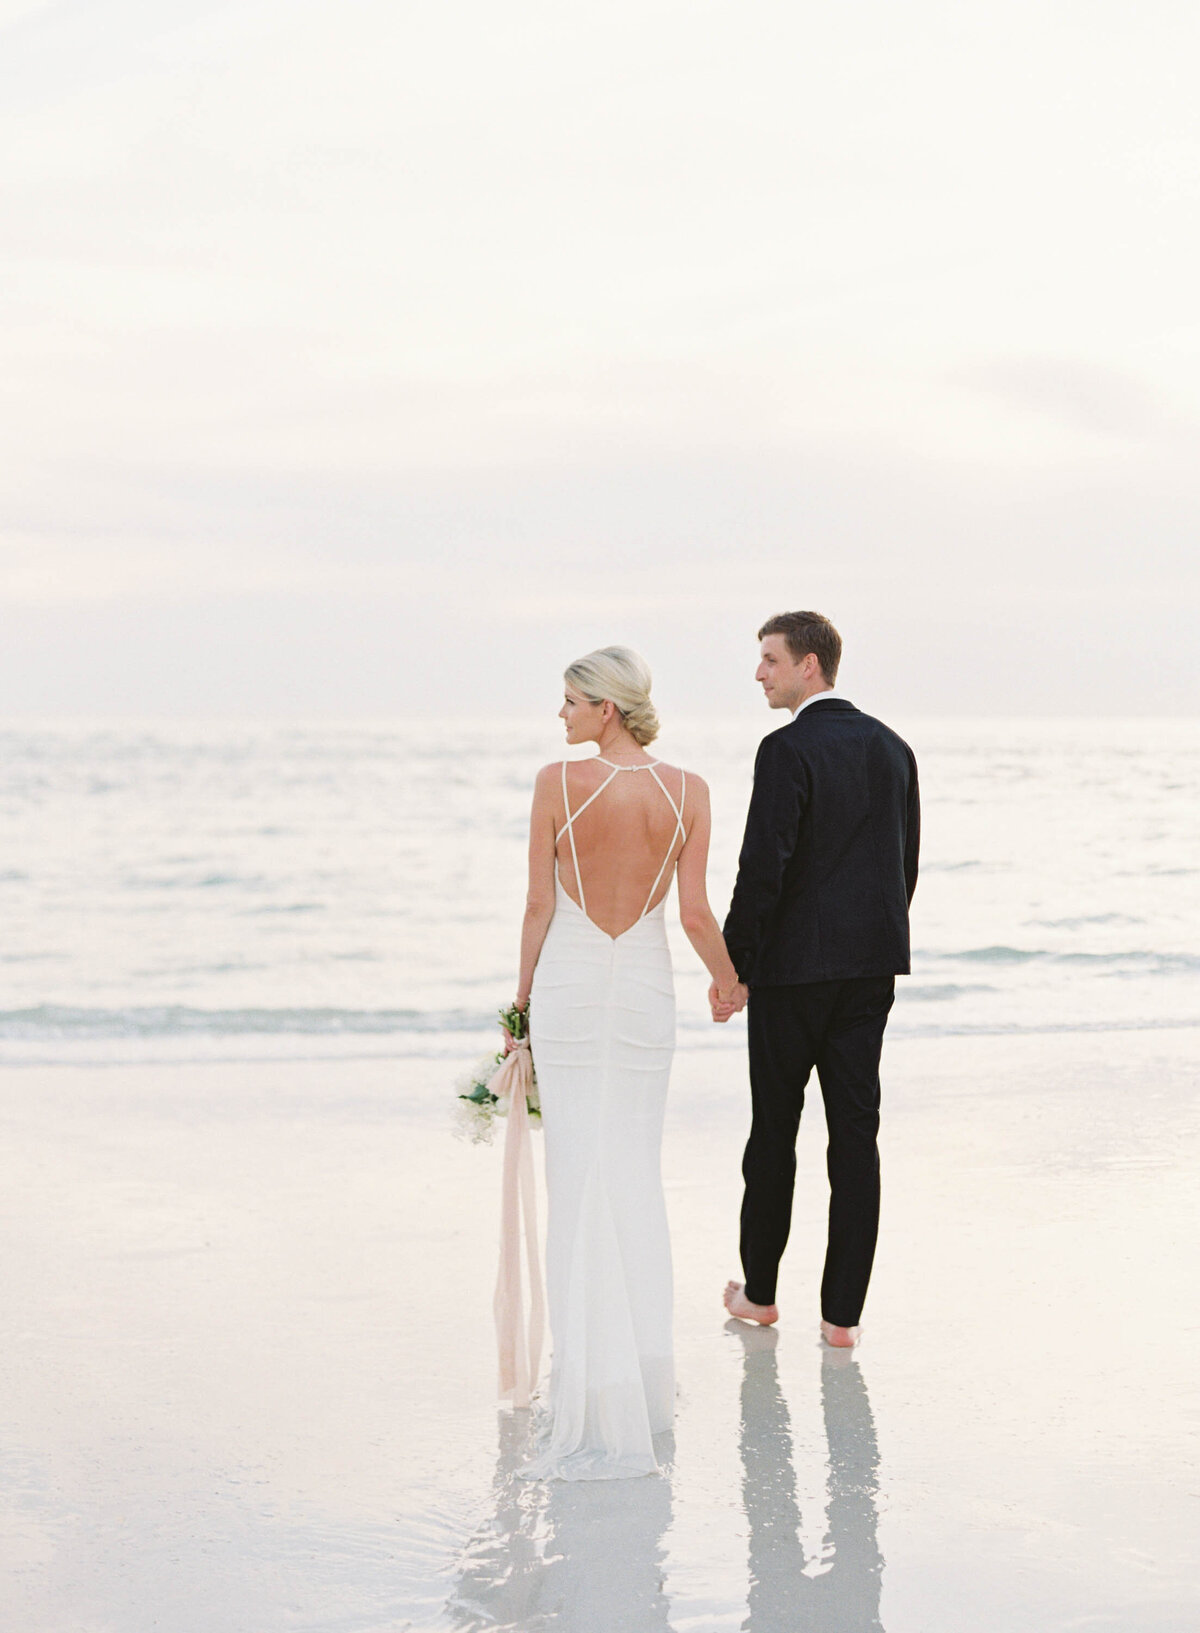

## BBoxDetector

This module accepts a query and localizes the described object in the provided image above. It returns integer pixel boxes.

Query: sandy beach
[1,1024,1197,1631]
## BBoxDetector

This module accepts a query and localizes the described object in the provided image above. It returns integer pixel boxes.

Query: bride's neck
[595,723,645,762]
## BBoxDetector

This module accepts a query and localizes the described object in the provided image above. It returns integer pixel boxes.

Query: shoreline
[1,1008,1198,1074]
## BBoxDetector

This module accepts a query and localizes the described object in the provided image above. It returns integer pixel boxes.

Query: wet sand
[1,1027,1197,1631]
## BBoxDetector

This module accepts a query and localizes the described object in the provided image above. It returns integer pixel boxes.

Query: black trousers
[740,977,895,1326]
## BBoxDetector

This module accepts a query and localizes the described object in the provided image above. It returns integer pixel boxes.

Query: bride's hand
[503,997,530,1053]
[709,979,748,1022]
[709,980,733,1022]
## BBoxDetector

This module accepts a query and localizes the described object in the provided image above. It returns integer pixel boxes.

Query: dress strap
[557,759,621,917]
[640,767,687,917]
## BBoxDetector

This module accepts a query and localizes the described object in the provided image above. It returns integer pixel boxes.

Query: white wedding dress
[521,757,685,1481]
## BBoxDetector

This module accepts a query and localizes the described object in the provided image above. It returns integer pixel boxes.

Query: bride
[511,646,740,1480]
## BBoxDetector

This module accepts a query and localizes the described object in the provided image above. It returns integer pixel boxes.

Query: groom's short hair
[757,611,842,684]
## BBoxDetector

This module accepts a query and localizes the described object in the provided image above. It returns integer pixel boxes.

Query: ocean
[1,716,1197,1068]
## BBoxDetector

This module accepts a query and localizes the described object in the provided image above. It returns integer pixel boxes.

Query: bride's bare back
[554,756,687,940]
[515,706,737,1013]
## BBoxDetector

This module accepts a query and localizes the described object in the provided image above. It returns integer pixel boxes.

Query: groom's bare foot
[724,1281,779,1325]
[820,1319,861,1348]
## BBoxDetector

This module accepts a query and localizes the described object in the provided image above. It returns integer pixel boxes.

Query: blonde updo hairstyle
[564,646,660,748]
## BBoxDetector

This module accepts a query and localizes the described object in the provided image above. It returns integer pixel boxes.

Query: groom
[712,611,919,1347]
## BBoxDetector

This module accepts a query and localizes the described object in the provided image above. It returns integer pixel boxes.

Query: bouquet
[454,1003,541,1145]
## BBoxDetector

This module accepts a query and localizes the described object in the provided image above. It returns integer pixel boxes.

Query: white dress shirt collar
[792,688,841,719]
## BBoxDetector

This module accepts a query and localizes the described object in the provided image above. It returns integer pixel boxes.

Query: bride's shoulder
[653,761,709,800]
[532,761,566,793]
[656,758,705,782]
[532,759,600,796]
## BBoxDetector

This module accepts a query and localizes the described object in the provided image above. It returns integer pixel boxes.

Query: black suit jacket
[723,699,919,986]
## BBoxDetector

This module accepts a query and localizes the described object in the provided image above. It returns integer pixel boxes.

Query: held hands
[708,980,749,1024]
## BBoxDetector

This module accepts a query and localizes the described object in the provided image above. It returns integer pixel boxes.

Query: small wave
[1115,866,1199,878]
[0,1005,482,1040]
[928,947,1200,974]
[1028,913,1143,930]
[901,984,996,1002]
[1054,951,1200,973]
[244,903,326,915]
[892,1014,1200,1040]
[128,961,270,978]
[122,872,274,892]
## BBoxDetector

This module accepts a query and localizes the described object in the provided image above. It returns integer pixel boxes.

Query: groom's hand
[709,980,749,1023]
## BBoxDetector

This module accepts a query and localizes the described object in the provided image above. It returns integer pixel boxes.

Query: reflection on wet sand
[446,1413,674,1632]
[445,1334,881,1631]
[734,1322,883,1633]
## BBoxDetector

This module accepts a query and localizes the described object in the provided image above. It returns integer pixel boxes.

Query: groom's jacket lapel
[722,701,919,987]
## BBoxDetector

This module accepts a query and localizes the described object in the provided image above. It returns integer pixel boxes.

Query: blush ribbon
[490,1036,545,1408]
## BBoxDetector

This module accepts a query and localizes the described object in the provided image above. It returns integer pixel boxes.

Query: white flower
[452,1097,495,1145]
[473,1051,500,1087]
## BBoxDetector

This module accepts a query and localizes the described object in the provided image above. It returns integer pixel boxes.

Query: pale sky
[1,0,1198,718]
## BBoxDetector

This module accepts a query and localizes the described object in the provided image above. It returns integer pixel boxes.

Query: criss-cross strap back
[557,757,687,923]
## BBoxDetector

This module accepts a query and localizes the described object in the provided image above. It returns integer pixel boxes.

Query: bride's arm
[514,765,559,1011]
[676,776,740,1001]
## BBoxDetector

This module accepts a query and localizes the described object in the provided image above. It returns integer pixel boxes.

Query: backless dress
[521,757,685,1480]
